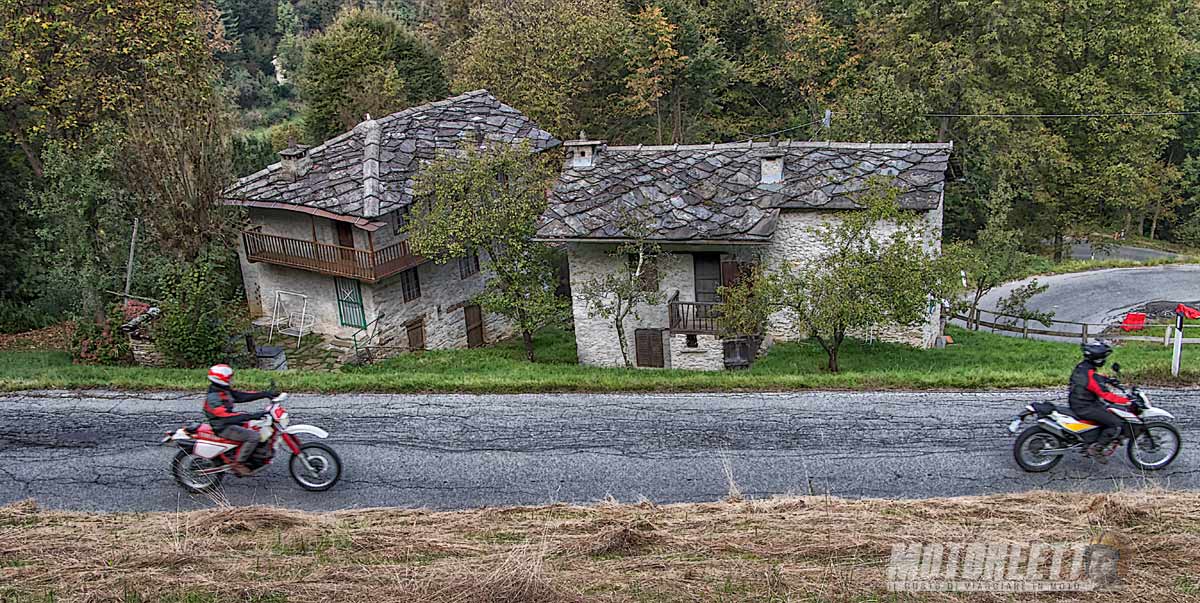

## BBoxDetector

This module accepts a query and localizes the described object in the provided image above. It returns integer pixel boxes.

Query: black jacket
[1068,361,1129,413]
[203,383,273,429]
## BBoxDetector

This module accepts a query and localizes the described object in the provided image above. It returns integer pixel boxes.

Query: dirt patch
[1,490,1198,602]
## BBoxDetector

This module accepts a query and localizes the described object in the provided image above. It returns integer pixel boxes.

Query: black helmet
[1082,341,1113,366]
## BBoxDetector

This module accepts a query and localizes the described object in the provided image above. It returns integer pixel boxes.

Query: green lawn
[1,326,1196,393]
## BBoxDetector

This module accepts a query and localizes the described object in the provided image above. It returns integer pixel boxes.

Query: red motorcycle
[161,393,342,494]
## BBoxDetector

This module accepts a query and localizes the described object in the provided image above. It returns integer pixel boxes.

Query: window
[459,251,481,279]
[391,211,404,235]
[686,334,698,348]
[627,253,658,292]
[400,267,421,302]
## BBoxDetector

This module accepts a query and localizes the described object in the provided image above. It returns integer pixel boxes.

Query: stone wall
[760,203,944,348]
[668,333,724,371]
[372,250,515,352]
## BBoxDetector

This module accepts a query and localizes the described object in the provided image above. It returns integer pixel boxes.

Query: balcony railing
[668,291,720,334]
[242,229,423,283]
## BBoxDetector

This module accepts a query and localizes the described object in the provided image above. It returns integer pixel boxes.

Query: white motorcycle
[161,393,342,493]
[1008,365,1182,472]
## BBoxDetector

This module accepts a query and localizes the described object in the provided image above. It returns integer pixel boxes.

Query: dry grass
[2,490,1199,602]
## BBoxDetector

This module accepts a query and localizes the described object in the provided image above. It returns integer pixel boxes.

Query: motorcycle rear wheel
[172,450,224,494]
[1013,427,1064,472]
[1127,421,1182,471]
[289,442,342,491]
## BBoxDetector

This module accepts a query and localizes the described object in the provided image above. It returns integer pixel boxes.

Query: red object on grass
[1120,312,1147,332]
[1177,303,1200,320]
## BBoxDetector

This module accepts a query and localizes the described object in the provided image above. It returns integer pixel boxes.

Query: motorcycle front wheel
[1127,421,1182,471]
[289,442,342,491]
[1013,427,1064,472]
[172,450,224,494]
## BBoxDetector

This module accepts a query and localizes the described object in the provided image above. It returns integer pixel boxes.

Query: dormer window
[761,155,783,184]
[572,146,594,168]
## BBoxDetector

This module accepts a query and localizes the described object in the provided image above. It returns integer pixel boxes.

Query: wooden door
[693,253,721,303]
[335,222,356,265]
[634,329,664,368]
[464,304,484,348]
[405,318,426,351]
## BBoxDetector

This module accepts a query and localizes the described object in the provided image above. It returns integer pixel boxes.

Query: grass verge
[1,326,1196,393]
[1012,254,1198,280]
[1,490,1196,602]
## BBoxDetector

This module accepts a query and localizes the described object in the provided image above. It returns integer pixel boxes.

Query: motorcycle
[1008,364,1182,472]
[161,392,342,494]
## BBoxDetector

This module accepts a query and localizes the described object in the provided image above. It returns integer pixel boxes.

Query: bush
[154,260,243,368]
[71,305,131,365]
[0,299,58,334]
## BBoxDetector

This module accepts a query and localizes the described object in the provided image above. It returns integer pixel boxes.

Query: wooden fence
[955,307,1200,344]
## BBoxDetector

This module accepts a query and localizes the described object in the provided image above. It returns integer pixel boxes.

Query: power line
[919,111,1200,118]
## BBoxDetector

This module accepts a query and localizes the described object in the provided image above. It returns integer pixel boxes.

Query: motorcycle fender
[284,424,329,439]
[1140,407,1176,421]
[1036,418,1070,438]
[193,439,236,459]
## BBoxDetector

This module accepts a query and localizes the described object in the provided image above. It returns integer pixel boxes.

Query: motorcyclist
[1068,342,1130,463]
[203,364,276,476]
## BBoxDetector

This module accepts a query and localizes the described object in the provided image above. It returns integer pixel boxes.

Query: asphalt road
[0,389,1196,512]
[1068,242,1178,262]
[975,264,1200,334]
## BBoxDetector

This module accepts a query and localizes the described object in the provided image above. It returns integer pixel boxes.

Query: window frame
[400,267,421,302]
[458,251,481,279]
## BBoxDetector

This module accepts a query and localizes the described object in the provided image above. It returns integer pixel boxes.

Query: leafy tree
[714,263,777,338]
[575,218,665,368]
[0,0,228,177]
[155,256,243,367]
[299,8,447,140]
[962,187,1024,328]
[405,142,566,361]
[450,0,630,137]
[775,183,962,372]
[996,279,1055,330]
[120,81,239,265]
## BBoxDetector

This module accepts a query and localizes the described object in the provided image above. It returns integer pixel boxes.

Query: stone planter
[129,338,167,367]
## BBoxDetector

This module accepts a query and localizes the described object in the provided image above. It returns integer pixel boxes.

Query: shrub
[154,260,241,368]
[71,305,131,365]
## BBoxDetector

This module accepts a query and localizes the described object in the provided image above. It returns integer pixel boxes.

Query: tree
[576,218,665,368]
[450,0,630,137]
[298,8,447,141]
[776,183,962,373]
[405,142,566,362]
[962,187,1024,328]
[996,279,1056,330]
[120,80,239,266]
[714,263,777,338]
[0,0,228,177]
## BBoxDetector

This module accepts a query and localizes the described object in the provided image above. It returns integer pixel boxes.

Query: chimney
[279,144,311,180]
[564,130,604,168]
[760,151,784,185]
[358,117,382,218]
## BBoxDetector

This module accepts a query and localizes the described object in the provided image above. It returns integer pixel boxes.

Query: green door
[335,278,366,328]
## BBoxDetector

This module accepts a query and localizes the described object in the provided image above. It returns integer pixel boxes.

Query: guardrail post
[1164,325,1173,347]
[1081,323,1088,343]
[1022,318,1029,339]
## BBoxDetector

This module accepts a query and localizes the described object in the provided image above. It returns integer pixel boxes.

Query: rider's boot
[1085,443,1109,464]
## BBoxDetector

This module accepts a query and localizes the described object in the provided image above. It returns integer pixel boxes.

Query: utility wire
[919,111,1200,118]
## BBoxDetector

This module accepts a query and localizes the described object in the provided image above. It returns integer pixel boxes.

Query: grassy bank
[0,326,1196,393]
[2,490,1197,602]
[1012,254,1198,280]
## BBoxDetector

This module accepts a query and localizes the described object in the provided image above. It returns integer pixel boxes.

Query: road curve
[975,264,1200,334]
[0,390,1195,512]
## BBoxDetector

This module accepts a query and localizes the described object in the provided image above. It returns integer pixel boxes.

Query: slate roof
[222,90,560,219]
[537,140,952,243]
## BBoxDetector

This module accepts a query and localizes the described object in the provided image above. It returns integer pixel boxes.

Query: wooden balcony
[242,229,423,283]
[668,291,720,334]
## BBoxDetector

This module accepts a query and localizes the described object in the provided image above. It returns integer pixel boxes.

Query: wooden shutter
[406,319,426,351]
[634,329,664,368]
[464,304,484,348]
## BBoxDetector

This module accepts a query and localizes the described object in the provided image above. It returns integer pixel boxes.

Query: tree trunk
[970,285,987,330]
[1151,202,1161,240]
[1052,230,1065,262]
[615,315,631,368]
[522,328,535,363]
[655,99,663,146]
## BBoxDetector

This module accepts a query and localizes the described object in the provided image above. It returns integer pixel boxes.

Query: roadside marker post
[1172,312,1184,377]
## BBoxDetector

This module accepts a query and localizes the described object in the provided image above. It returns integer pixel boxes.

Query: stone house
[536,138,952,370]
[223,90,559,353]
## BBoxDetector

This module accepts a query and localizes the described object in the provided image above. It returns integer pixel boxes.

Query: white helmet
[207,364,234,387]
